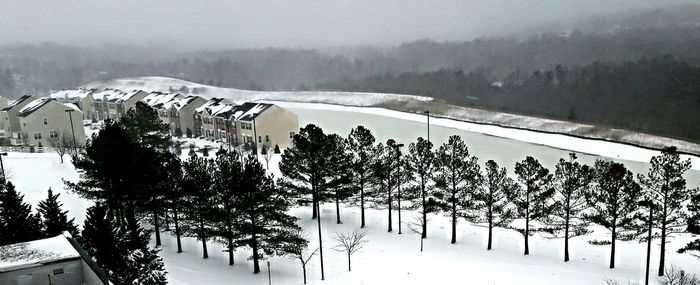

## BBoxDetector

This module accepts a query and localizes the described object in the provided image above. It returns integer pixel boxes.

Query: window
[258,136,262,143]
[49,130,58,138]
[265,135,270,142]
[289,132,295,139]
[43,118,48,125]
[241,122,252,130]
[33,132,42,140]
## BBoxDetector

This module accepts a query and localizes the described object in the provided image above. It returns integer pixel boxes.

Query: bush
[274,144,281,154]
[186,128,193,138]
[174,128,183,138]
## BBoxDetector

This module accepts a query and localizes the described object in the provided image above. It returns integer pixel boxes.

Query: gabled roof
[114,90,146,103]
[142,91,182,108]
[0,234,79,272]
[17,98,53,117]
[91,88,126,101]
[2,95,34,111]
[231,102,273,121]
[49,88,95,100]
[194,97,231,116]
[164,95,203,111]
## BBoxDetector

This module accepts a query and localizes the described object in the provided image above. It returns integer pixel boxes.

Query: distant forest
[0,5,699,141]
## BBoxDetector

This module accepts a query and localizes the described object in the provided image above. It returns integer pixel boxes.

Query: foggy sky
[0,0,694,49]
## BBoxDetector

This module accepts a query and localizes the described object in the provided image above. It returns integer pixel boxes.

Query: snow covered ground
[82,76,700,155]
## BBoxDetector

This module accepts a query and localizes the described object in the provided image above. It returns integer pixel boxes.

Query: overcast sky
[0,0,693,49]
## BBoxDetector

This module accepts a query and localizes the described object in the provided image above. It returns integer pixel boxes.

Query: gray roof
[1,95,33,111]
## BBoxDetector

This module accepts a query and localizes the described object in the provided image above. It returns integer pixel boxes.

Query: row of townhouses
[0,88,299,150]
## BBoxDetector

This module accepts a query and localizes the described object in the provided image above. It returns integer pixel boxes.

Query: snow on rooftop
[91,89,125,101]
[0,234,79,272]
[49,89,93,100]
[18,98,49,114]
[63,103,81,112]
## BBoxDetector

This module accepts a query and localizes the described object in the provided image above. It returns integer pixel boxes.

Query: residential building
[0,233,109,285]
[90,89,126,121]
[0,96,9,110]
[16,98,86,147]
[142,91,184,127]
[162,95,207,136]
[230,102,298,150]
[49,89,97,121]
[193,97,232,139]
[104,90,149,120]
[0,95,37,139]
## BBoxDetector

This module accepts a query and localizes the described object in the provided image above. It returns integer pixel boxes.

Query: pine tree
[118,101,171,152]
[433,135,480,244]
[406,137,435,239]
[551,153,594,262]
[161,153,185,253]
[38,188,79,237]
[689,191,700,234]
[211,149,243,266]
[0,181,42,246]
[584,159,642,269]
[371,142,395,232]
[181,156,215,259]
[508,156,554,255]
[325,134,353,224]
[80,203,126,281]
[236,157,307,274]
[473,160,516,250]
[347,126,376,228]
[638,146,693,276]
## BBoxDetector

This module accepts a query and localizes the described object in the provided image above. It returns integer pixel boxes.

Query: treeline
[319,56,700,141]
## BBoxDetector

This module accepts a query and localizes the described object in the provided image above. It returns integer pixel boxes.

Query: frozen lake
[280,102,700,184]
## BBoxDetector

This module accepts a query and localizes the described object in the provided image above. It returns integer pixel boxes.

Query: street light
[424,111,430,145]
[267,261,271,285]
[391,143,404,234]
[253,118,258,158]
[0,152,7,181]
[639,200,655,285]
[65,109,78,156]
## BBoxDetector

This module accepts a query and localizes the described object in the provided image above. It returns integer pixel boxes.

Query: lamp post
[424,111,430,145]
[267,261,271,285]
[639,200,655,285]
[253,118,258,158]
[392,143,404,234]
[65,109,78,156]
[0,152,7,180]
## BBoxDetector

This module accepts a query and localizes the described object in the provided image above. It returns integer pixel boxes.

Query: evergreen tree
[80,203,126,281]
[406,137,435,239]
[325,134,353,224]
[508,156,554,255]
[161,153,185,253]
[0,181,42,246]
[433,135,480,244]
[37,188,79,237]
[347,126,376,228]
[473,160,516,250]
[638,147,693,276]
[551,153,594,262]
[211,149,243,266]
[118,102,171,152]
[584,160,642,269]
[236,157,307,274]
[689,191,700,234]
[371,142,395,232]
[181,156,215,258]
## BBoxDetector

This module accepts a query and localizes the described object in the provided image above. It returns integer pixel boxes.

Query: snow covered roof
[165,95,203,111]
[0,234,80,272]
[91,88,126,101]
[17,98,52,117]
[142,91,183,108]
[194,97,231,116]
[49,88,95,100]
[231,102,272,121]
[2,95,34,111]
[113,90,145,103]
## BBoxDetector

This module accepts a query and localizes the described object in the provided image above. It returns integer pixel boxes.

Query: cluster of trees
[279,124,700,279]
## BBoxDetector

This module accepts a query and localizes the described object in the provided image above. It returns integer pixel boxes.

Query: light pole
[253,118,258,158]
[0,152,7,181]
[639,200,655,285]
[392,143,404,234]
[65,109,78,156]
[424,111,430,144]
[267,261,271,285]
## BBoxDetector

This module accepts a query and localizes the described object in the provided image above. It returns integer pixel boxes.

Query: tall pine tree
[38,188,79,237]
[473,160,516,250]
[433,135,480,244]
[584,160,642,269]
[347,126,376,228]
[236,157,307,274]
[211,149,243,266]
[551,153,594,262]
[638,147,693,276]
[161,153,185,253]
[407,137,435,239]
[181,156,215,259]
[0,181,42,246]
[325,134,353,224]
[508,156,554,255]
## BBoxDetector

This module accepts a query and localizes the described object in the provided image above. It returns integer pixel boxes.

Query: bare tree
[660,266,700,285]
[286,230,317,284]
[407,214,430,252]
[262,144,273,169]
[48,131,71,163]
[333,228,369,271]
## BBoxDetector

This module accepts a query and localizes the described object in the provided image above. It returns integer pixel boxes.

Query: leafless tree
[48,131,71,163]
[287,230,317,284]
[407,214,430,252]
[262,144,273,169]
[333,228,369,271]
[660,266,700,285]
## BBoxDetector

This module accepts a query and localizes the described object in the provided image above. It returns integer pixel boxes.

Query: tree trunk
[252,233,260,273]
[610,225,616,269]
[524,190,530,255]
[317,199,325,280]
[564,195,571,262]
[487,210,493,250]
[154,210,161,247]
[420,236,424,252]
[302,263,307,284]
[388,181,393,232]
[312,197,318,219]
[228,236,235,266]
[658,209,667,276]
[347,251,351,271]
[200,217,208,259]
[360,181,366,228]
[335,188,341,224]
[451,186,457,244]
[398,185,402,234]
[174,210,182,253]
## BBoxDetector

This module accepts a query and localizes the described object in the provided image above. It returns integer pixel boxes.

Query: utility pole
[391,143,404,234]
[267,261,271,285]
[65,109,78,156]
[424,111,430,145]
[253,118,258,157]
[639,200,655,285]
[0,152,7,181]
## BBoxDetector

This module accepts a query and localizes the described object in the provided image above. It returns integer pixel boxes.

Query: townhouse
[229,102,298,149]
[0,95,37,141]
[49,88,97,121]
[193,97,232,139]
[16,98,86,147]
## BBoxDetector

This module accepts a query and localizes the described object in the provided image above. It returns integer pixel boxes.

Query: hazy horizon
[0,0,695,50]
